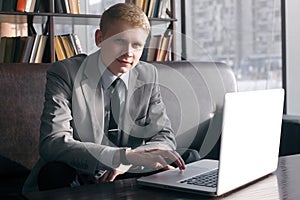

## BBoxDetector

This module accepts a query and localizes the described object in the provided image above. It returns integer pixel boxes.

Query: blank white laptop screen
[137,89,284,197]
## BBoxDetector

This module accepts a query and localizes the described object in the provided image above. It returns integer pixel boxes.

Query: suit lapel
[121,66,145,146]
[79,50,105,143]
[77,56,148,146]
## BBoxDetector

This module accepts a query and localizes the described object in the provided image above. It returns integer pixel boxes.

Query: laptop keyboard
[179,169,218,188]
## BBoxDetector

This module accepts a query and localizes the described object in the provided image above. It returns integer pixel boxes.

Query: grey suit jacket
[23,50,176,192]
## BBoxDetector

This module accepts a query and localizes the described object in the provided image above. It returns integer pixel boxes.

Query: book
[71,34,83,54]
[67,34,79,55]
[147,0,155,17]
[5,37,16,63]
[135,0,144,9]
[157,34,172,61]
[140,34,151,61]
[68,0,79,14]
[147,34,163,61]
[13,36,27,62]
[34,35,48,63]
[4,37,17,63]
[37,0,50,12]
[29,34,41,63]
[151,0,160,18]
[34,0,40,12]
[29,0,37,12]
[2,0,17,11]
[142,0,150,14]
[24,0,37,12]
[55,0,65,13]
[60,35,75,58]
[0,37,7,63]
[16,0,26,12]
[20,36,35,63]
[63,0,70,13]
[54,36,67,60]
[42,35,51,63]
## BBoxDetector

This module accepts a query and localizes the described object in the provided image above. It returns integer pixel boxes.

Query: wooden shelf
[0,12,176,26]
[53,15,176,26]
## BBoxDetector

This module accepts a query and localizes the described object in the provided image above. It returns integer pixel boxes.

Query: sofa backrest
[152,61,237,158]
[0,61,237,174]
[0,64,49,175]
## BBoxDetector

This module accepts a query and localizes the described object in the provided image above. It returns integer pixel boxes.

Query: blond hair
[100,3,150,35]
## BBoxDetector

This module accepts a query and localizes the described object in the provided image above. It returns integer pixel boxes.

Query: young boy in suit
[23,3,186,193]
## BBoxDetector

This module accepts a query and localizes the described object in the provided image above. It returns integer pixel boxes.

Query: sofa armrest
[280,114,300,156]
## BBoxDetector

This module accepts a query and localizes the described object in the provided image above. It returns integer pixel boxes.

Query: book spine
[16,0,26,12]
[34,35,48,63]
[37,0,50,12]
[20,36,35,63]
[29,34,41,63]
[25,0,32,12]
[68,0,80,14]
[54,35,67,60]
[60,35,75,58]
[0,37,7,63]
[64,0,70,13]
[55,0,64,13]
[29,0,37,12]
[68,34,79,55]
[13,36,21,62]
[71,34,83,54]
[2,0,17,11]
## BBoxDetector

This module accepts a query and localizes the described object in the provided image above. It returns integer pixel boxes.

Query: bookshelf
[0,0,177,64]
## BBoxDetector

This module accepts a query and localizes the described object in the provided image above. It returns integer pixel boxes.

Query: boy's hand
[126,148,186,171]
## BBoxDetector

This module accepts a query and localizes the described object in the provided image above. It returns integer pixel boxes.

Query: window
[183,0,282,91]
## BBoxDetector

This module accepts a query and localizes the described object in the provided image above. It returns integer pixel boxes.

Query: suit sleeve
[39,56,118,174]
[134,66,177,151]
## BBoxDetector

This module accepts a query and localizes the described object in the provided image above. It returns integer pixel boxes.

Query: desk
[24,154,300,200]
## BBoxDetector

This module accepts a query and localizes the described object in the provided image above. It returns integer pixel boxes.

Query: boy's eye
[132,43,143,49]
[114,39,143,50]
[115,39,126,44]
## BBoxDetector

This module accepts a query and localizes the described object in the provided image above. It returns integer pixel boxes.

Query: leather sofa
[0,61,237,194]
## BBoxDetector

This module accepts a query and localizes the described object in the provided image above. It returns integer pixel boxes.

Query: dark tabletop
[23,154,300,200]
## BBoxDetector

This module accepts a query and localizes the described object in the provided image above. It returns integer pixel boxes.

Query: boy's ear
[95,29,102,47]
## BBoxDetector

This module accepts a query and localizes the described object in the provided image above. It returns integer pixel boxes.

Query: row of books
[0,0,79,14]
[0,35,48,63]
[0,0,48,13]
[0,33,82,63]
[126,0,169,18]
[54,0,80,14]
[142,33,173,61]
[54,34,83,61]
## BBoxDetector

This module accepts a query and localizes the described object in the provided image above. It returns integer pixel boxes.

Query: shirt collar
[99,54,129,90]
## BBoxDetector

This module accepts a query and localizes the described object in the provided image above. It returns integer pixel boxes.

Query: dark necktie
[108,78,124,146]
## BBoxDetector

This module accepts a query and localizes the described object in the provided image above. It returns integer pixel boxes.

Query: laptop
[137,89,284,196]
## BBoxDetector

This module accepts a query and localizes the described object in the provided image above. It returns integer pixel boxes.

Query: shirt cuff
[100,147,132,171]
[115,163,132,172]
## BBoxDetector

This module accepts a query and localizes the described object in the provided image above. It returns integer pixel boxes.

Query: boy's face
[97,21,149,76]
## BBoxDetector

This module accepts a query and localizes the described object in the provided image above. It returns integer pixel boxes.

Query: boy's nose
[122,44,134,56]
